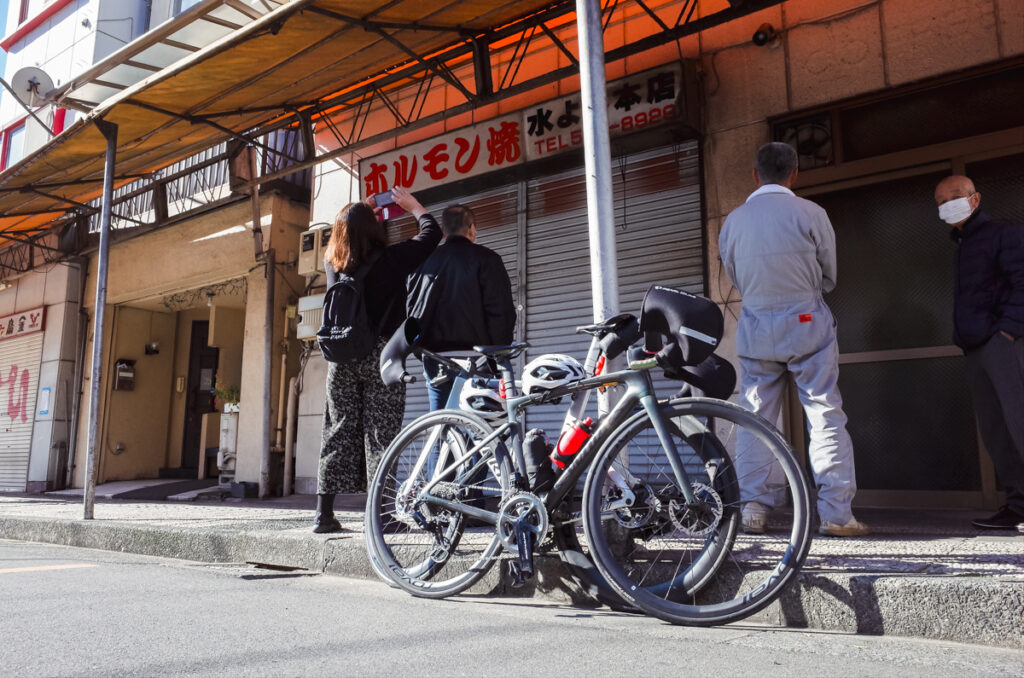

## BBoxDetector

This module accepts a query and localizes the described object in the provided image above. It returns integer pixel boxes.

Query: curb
[2,516,1021,648]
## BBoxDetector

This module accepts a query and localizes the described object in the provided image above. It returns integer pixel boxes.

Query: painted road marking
[0,564,98,574]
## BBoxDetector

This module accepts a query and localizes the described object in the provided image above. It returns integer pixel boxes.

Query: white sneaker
[819,516,870,537]
[741,501,769,534]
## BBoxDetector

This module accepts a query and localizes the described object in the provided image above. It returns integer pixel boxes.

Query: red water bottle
[550,417,595,469]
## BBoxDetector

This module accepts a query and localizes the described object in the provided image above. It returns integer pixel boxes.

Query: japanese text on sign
[360,63,684,196]
[0,306,44,341]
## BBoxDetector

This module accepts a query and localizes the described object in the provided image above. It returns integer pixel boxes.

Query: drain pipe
[283,376,297,496]
[260,247,275,498]
[274,312,289,449]
[65,258,89,489]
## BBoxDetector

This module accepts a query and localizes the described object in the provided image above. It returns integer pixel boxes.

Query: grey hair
[755,142,798,185]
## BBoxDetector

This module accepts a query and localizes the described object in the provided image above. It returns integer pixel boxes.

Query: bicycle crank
[496,492,549,551]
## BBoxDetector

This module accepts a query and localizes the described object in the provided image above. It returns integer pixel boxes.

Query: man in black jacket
[935,175,1024,530]
[407,204,516,410]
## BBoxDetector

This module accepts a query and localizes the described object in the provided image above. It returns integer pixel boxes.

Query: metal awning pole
[83,120,117,520]
[577,0,619,415]
[576,0,619,326]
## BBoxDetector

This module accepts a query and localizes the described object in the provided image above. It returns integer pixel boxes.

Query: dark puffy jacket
[406,235,516,351]
[952,210,1024,350]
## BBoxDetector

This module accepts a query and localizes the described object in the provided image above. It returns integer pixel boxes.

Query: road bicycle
[366,287,812,626]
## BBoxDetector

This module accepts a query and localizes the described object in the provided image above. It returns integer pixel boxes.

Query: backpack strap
[355,248,397,339]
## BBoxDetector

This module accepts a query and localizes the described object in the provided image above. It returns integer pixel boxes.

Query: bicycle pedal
[508,560,527,588]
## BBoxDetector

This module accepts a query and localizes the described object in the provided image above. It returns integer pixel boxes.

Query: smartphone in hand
[373,190,395,207]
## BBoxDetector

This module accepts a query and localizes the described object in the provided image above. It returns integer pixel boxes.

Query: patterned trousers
[318,338,406,494]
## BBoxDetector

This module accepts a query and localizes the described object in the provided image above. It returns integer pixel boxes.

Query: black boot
[313,493,343,533]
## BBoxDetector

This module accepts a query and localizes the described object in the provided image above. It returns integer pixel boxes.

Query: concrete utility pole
[576,0,619,325]
[577,0,620,413]
[83,120,118,520]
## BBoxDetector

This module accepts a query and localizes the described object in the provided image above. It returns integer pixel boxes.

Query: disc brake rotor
[668,482,723,538]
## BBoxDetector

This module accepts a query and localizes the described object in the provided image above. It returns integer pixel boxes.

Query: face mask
[938,196,974,225]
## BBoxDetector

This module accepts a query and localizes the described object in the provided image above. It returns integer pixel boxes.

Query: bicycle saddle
[575,313,637,337]
[472,342,530,360]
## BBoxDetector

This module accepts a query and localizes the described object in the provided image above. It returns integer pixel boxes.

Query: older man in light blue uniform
[719,142,868,537]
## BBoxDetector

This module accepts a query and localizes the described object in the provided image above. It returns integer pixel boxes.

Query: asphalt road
[1,540,1020,677]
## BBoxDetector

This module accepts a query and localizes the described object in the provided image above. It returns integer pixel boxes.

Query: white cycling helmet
[459,378,505,421]
[522,354,585,396]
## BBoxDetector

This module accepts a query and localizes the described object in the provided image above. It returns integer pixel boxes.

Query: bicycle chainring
[496,492,549,550]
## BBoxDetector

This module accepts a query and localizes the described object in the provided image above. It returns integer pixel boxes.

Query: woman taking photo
[315,187,441,533]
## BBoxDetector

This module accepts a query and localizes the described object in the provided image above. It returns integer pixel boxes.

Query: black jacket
[326,213,442,339]
[406,235,516,351]
[951,210,1024,350]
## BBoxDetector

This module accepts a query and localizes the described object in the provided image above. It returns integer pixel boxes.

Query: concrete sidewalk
[1,490,1021,648]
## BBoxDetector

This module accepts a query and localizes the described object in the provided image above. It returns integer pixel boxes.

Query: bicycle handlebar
[628,357,658,370]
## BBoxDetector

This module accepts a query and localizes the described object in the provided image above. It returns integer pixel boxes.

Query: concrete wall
[165,306,207,471]
[0,262,82,491]
[97,306,175,481]
[209,305,245,407]
[234,197,308,488]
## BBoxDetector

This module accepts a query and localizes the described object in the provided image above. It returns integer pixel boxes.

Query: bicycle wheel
[582,397,811,626]
[365,409,512,598]
[551,499,636,611]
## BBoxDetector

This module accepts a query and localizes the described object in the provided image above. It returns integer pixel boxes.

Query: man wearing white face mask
[935,175,1024,531]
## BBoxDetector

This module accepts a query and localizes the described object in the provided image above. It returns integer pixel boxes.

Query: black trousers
[965,333,1024,513]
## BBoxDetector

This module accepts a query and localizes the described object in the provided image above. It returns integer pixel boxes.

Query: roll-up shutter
[0,332,43,491]
[524,142,703,443]
[388,185,521,426]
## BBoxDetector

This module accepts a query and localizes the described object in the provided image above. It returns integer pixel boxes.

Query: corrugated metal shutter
[388,185,521,426]
[524,142,704,452]
[0,333,43,491]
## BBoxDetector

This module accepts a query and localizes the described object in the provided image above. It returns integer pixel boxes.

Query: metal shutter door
[0,333,43,491]
[388,185,521,426]
[524,143,703,451]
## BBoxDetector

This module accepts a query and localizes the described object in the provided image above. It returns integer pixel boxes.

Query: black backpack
[317,251,385,363]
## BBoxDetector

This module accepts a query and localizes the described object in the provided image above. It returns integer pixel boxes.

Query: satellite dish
[10,67,55,107]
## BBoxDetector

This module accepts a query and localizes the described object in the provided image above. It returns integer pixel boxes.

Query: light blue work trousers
[733,298,857,526]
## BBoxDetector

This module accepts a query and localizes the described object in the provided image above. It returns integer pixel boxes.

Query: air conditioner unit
[298,223,331,277]
[296,293,325,341]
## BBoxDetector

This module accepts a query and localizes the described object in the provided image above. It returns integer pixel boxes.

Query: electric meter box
[296,293,325,341]
[298,223,331,277]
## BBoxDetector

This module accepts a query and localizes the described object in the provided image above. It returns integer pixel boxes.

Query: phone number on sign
[611,104,677,132]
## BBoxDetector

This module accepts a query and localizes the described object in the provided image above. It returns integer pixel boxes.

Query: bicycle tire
[365,409,512,598]
[551,503,637,612]
[582,397,812,626]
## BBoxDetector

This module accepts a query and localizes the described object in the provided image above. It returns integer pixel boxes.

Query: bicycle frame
[408,352,702,527]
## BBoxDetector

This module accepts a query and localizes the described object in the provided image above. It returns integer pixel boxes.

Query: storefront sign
[0,306,45,341]
[360,63,684,196]
[523,62,682,161]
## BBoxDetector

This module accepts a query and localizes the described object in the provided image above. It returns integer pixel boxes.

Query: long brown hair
[323,202,387,273]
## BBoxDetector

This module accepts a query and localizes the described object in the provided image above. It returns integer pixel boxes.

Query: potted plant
[213,380,241,413]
